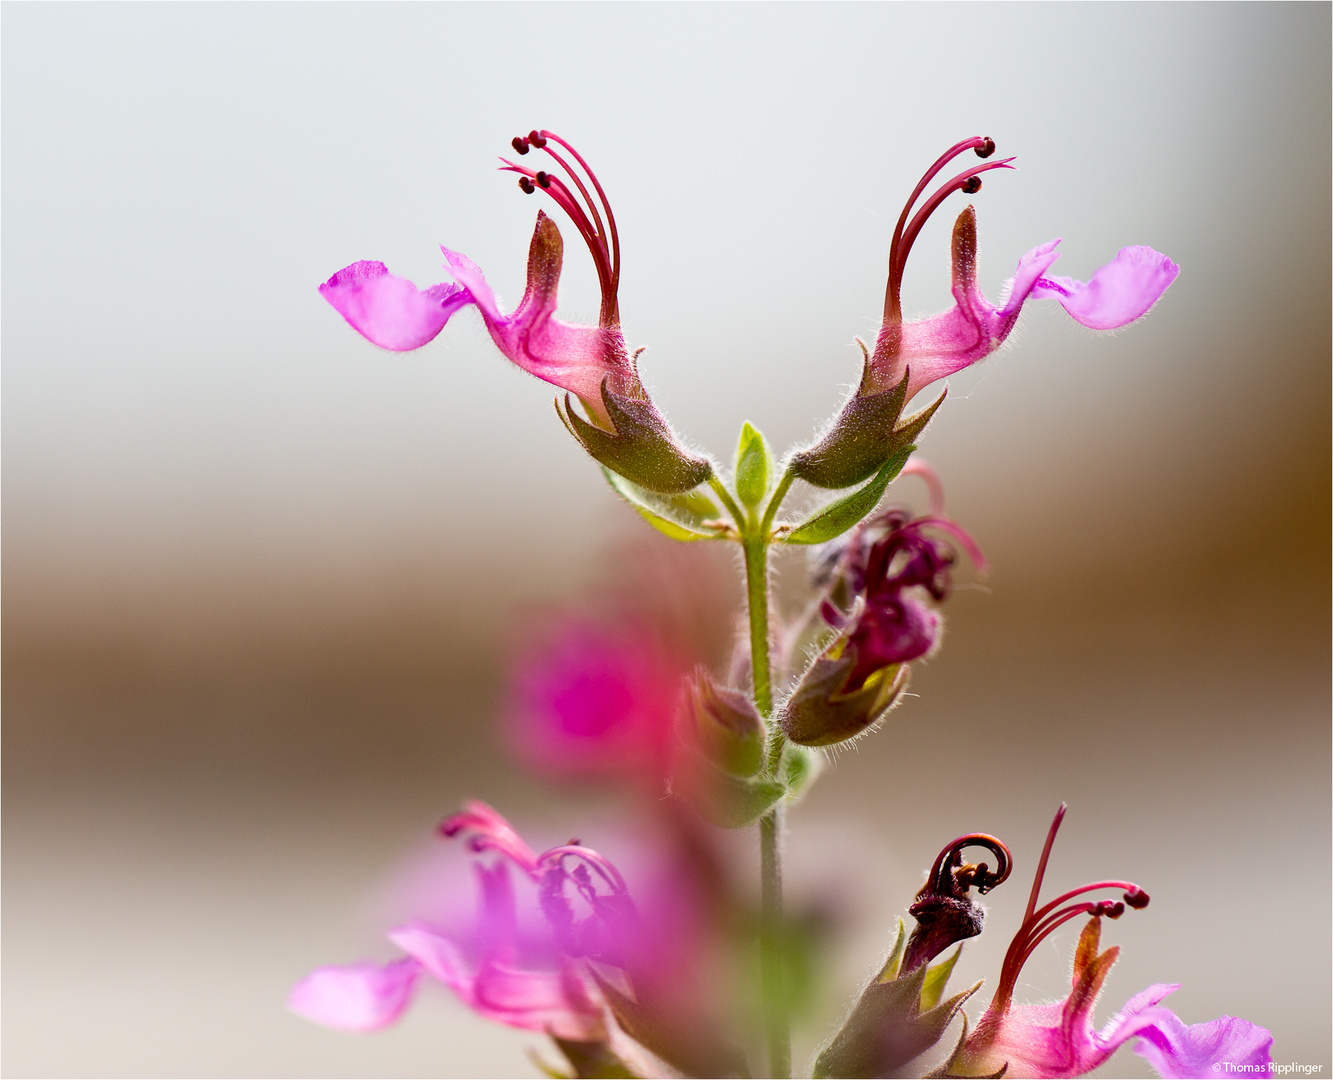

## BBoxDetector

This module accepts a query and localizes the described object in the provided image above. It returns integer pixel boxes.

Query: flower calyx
[558,377,713,495]
[812,919,982,1080]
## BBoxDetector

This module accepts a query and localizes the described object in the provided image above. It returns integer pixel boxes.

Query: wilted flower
[780,500,984,746]
[792,136,1179,489]
[320,129,710,493]
[941,806,1273,1079]
[902,833,1012,975]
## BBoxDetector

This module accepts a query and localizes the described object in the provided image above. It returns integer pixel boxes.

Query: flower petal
[1131,1010,1274,1079]
[388,923,603,1040]
[1030,246,1180,330]
[319,261,470,351]
[441,215,635,424]
[287,957,422,1032]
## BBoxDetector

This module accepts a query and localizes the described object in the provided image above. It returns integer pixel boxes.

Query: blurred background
[4,4,1328,1077]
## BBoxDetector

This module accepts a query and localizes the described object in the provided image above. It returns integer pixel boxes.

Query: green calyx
[692,672,766,777]
[789,371,944,491]
[812,921,980,1079]
[559,379,713,494]
[782,445,915,546]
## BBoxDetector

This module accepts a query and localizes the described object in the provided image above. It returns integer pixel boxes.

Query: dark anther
[1099,900,1127,919]
[528,129,548,148]
[512,136,530,155]
[961,176,983,194]
[975,137,996,159]
[568,837,581,845]
[1125,888,1150,909]
[535,171,552,189]
[518,176,536,194]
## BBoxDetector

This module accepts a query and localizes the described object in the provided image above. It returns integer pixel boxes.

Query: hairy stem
[743,529,789,1077]
[760,808,788,1079]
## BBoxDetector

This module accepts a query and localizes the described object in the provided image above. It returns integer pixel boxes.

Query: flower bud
[688,669,765,777]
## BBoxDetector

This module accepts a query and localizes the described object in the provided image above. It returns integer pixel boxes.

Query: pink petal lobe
[1001,238,1065,316]
[1030,245,1180,330]
[1131,1009,1274,1079]
[319,261,469,351]
[287,957,422,1032]
[387,923,602,1041]
[442,221,633,423]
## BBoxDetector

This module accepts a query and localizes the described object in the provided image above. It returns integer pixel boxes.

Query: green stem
[759,467,796,538]
[742,529,789,1078]
[760,808,789,1079]
[708,474,747,532]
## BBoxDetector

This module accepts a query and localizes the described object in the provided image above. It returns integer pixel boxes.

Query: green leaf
[781,445,914,545]
[675,746,786,828]
[602,468,727,542]
[919,945,961,1012]
[778,742,822,797]
[733,421,771,508]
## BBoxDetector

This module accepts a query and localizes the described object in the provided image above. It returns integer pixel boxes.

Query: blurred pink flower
[951,806,1272,1079]
[289,799,728,1059]
[508,616,689,785]
[289,801,625,1040]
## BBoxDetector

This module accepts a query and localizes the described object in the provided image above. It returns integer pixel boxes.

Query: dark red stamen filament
[883,136,1016,324]
[501,129,621,326]
[923,833,1013,896]
[993,804,1149,1012]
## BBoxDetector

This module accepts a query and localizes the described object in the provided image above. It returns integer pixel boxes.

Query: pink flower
[320,130,711,492]
[288,800,629,1041]
[863,136,1180,404]
[318,130,634,425]
[508,616,689,785]
[791,137,1179,491]
[947,806,1273,1079]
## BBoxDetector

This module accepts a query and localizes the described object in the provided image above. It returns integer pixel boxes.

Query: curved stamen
[1011,903,1119,974]
[888,137,994,272]
[538,131,621,296]
[499,158,617,321]
[501,131,622,326]
[1030,880,1149,927]
[534,146,610,263]
[910,515,990,575]
[891,157,1017,287]
[922,833,1013,897]
[883,137,1010,323]
[992,805,1149,1011]
[536,845,629,896]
